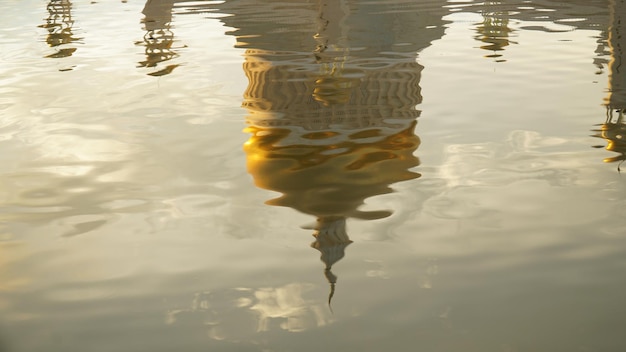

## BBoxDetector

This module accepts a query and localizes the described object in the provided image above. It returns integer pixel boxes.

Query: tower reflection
[234,0,446,304]
[137,0,183,76]
[39,0,80,59]
[474,1,512,61]
[593,0,626,168]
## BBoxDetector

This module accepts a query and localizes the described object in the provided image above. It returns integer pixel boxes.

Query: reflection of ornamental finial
[324,268,337,309]
[310,217,352,308]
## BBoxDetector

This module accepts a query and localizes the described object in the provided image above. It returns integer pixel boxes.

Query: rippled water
[1,0,626,351]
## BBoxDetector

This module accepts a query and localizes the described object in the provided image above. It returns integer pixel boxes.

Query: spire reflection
[137,0,183,76]
[593,0,626,168]
[39,0,80,59]
[236,0,447,305]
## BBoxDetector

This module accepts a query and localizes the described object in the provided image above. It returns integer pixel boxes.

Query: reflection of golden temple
[474,1,512,61]
[39,0,80,58]
[593,0,626,168]
[238,0,445,306]
[137,0,183,76]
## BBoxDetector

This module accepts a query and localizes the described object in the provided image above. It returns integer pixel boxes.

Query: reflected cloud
[137,0,187,76]
[39,0,81,59]
[592,0,626,168]
[426,129,589,234]
[250,283,331,332]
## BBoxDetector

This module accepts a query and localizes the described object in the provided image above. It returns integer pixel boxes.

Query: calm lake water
[1,0,626,351]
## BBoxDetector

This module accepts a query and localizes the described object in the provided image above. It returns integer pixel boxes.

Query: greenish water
[1,0,625,351]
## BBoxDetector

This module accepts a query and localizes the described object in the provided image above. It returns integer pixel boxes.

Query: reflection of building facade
[137,0,185,76]
[593,0,626,166]
[213,0,448,303]
[39,0,80,58]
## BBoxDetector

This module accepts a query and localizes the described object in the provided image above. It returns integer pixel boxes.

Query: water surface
[1,0,626,351]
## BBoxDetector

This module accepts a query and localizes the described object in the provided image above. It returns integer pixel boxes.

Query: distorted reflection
[249,283,332,332]
[592,0,626,167]
[474,1,512,61]
[594,27,611,75]
[137,0,184,76]
[39,0,80,59]
[232,0,448,305]
[167,284,333,338]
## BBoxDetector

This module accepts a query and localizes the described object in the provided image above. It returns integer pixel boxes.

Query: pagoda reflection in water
[228,0,448,304]
[39,0,80,59]
[593,0,626,168]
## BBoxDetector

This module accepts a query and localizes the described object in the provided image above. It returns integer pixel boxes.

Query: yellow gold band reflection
[244,122,420,219]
